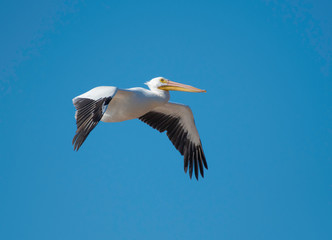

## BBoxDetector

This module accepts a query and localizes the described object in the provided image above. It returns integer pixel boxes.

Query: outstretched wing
[139,102,207,180]
[72,86,118,151]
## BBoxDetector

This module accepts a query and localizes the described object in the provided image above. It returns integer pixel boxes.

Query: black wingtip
[72,97,112,152]
[138,109,208,180]
[72,132,83,151]
[72,128,90,151]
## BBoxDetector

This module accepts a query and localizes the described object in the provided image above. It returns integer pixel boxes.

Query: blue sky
[0,0,331,239]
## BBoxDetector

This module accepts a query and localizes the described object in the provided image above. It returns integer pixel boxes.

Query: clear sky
[0,0,331,239]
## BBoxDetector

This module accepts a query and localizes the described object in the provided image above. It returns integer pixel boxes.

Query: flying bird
[72,77,207,179]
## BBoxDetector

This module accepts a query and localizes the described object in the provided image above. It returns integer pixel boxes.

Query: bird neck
[152,88,170,102]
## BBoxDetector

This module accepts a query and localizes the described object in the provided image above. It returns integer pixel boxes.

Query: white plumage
[72,77,207,179]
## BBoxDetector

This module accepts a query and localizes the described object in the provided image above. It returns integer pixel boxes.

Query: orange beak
[158,80,206,93]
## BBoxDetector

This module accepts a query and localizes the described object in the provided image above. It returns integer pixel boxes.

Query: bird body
[72,77,208,179]
[103,87,170,122]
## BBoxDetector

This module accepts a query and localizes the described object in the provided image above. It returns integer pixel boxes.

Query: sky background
[0,0,331,239]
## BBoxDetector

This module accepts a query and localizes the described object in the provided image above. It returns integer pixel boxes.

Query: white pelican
[72,77,208,180]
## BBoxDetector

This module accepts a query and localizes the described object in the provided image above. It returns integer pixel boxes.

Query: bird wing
[139,102,207,180]
[72,86,118,151]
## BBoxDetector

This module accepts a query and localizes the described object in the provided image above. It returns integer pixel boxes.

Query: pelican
[72,77,208,180]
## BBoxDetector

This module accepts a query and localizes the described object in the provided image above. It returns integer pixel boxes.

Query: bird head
[145,77,206,93]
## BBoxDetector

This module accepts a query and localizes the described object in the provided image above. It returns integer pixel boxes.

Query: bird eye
[160,78,167,83]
